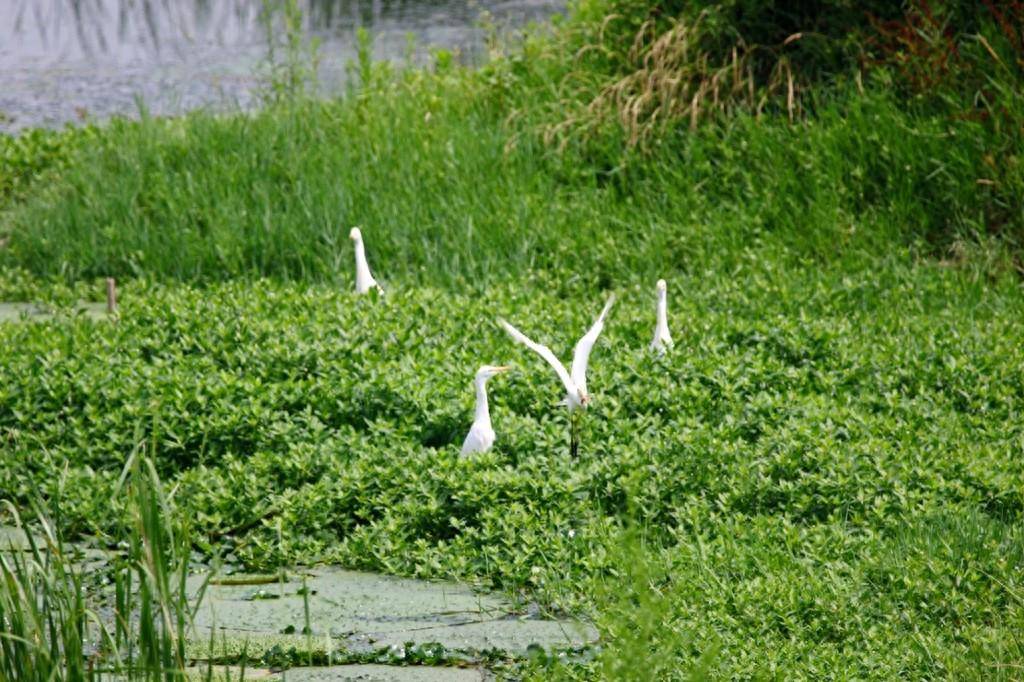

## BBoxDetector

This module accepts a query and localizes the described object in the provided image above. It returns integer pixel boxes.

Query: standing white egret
[498,294,615,456]
[650,279,673,353]
[349,227,380,294]
[461,365,511,456]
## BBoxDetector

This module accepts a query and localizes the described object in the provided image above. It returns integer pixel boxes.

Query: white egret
[460,365,511,456]
[497,294,615,456]
[650,279,673,353]
[349,227,380,294]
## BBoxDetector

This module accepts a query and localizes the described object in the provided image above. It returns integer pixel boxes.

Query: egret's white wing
[497,318,576,395]
[570,293,616,393]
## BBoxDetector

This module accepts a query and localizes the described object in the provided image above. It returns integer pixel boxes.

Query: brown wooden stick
[106,278,117,314]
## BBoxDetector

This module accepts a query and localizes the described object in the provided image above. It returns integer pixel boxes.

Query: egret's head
[477,365,511,381]
[349,227,363,242]
[656,279,667,293]
[578,389,591,407]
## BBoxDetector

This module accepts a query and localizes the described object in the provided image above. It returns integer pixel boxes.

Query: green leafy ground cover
[1,263,1022,677]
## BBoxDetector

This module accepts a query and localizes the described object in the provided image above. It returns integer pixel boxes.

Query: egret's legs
[570,411,579,457]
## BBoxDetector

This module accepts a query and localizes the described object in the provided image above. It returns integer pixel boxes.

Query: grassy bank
[1,2,1022,285]
[2,0,1024,677]
[0,84,1015,286]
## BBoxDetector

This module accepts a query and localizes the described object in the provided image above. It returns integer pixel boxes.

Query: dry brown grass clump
[542,11,800,151]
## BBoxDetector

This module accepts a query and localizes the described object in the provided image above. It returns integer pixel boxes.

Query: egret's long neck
[656,289,669,334]
[353,239,372,283]
[473,377,491,426]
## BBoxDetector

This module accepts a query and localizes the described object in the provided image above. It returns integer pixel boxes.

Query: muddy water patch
[0,524,40,550]
[190,567,596,660]
[273,665,484,681]
[0,302,111,322]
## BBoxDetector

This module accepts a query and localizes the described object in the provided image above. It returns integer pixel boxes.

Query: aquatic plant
[0,452,222,680]
[1,272,1023,676]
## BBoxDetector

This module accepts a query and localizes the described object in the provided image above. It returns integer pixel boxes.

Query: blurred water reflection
[0,0,562,132]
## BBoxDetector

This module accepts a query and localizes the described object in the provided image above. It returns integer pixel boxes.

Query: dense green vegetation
[2,0,1024,678]
[2,267,1023,677]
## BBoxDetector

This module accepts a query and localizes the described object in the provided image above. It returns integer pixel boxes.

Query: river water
[0,0,563,133]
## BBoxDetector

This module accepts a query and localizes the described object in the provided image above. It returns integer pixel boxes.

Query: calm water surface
[0,0,562,133]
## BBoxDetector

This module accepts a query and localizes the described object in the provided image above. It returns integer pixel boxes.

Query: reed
[0,451,222,680]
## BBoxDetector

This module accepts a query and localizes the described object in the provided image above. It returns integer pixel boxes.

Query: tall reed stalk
[0,452,219,680]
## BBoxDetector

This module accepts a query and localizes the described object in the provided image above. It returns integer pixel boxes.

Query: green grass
[0,454,217,681]
[1,261,1022,677]
[0,64,1018,285]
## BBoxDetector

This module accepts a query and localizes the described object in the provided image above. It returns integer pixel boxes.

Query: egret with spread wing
[349,227,380,294]
[498,294,615,456]
[461,365,511,456]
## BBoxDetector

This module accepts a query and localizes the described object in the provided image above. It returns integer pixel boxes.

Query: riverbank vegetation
[2,0,1022,284]
[2,0,1024,678]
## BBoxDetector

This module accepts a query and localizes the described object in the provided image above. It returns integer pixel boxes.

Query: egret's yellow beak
[493,365,512,373]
